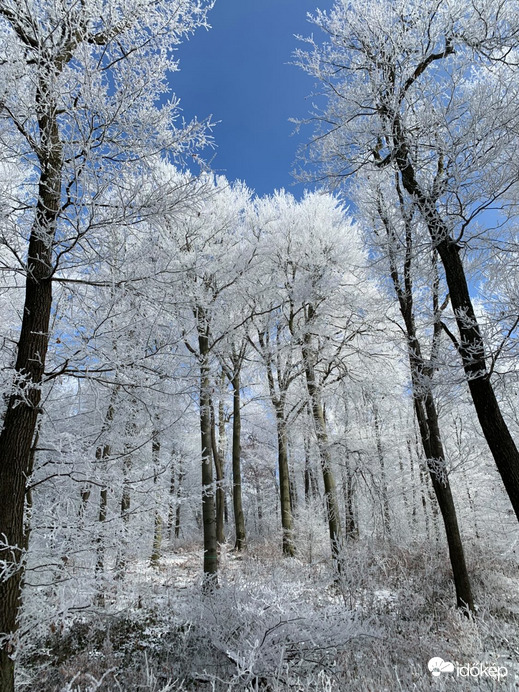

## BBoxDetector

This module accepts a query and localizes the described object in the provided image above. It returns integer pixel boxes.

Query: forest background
[0,1,518,690]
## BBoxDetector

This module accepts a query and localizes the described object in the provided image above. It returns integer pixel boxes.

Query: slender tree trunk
[231,371,246,551]
[175,460,184,540]
[288,437,298,516]
[150,429,164,568]
[407,438,419,528]
[0,80,63,690]
[197,308,218,584]
[373,401,391,537]
[398,449,411,530]
[303,418,319,502]
[114,452,132,579]
[257,329,295,555]
[115,408,136,577]
[255,470,263,536]
[210,399,225,546]
[93,392,118,604]
[167,453,177,540]
[274,407,295,556]
[302,316,343,570]
[342,456,357,539]
[218,385,230,528]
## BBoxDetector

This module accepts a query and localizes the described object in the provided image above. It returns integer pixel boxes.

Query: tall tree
[296,0,519,521]
[359,175,474,610]
[0,1,212,686]
[253,190,371,563]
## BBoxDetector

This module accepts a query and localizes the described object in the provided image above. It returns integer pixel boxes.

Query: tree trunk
[373,401,391,537]
[231,371,246,551]
[93,393,117,604]
[274,408,295,556]
[115,410,135,578]
[302,316,343,570]
[114,452,132,579]
[0,80,63,690]
[303,419,319,502]
[419,395,473,609]
[197,308,218,584]
[342,455,357,540]
[150,429,163,568]
[210,399,226,547]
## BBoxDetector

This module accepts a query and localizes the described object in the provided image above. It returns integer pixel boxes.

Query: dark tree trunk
[342,456,357,540]
[303,418,319,502]
[0,81,63,688]
[416,395,474,610]
[197,308,218,584]
[93,393,117,603]
[231,371,246,551]
[274,407,295,556]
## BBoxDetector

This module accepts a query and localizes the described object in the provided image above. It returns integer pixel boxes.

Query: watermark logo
[428,657,508,682]
[428,657,455,677]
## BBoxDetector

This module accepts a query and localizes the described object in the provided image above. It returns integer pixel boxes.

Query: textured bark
[303,415,319,503]
[416,395,474,610]
[197,307,218,583]
[275,407,295,556]
[341,456,357,540]
[0,75,63,688]
[231,371,246,551]
[210,399,225,546]
[94,394,117,603]
[150,429,163,567]
[373,402,391,537]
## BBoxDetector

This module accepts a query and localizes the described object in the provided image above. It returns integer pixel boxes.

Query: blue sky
[172,0,332,197]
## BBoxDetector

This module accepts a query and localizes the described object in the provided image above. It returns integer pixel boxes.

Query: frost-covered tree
[355,172,474,610]
[0,0,213,685]
[250,190,375,564]
[295,0,519,522]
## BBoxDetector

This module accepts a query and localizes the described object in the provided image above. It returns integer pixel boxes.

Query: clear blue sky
[172,0,332,197]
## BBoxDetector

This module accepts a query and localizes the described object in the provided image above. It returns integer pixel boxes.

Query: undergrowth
[17,539,519,691]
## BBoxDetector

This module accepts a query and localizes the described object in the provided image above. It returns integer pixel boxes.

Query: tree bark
[150,429,163,568]
[257,330,295,556]
[0,77,62,688]
[373,401,391,537]
[342,455,357,539]
[274,407,295,556]
[210,399,225,546]
[231,371,246,551]
[303,415,319,503]
[197,307,218,584]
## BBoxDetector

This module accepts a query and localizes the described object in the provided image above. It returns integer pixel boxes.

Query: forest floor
[20,537,519,691]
